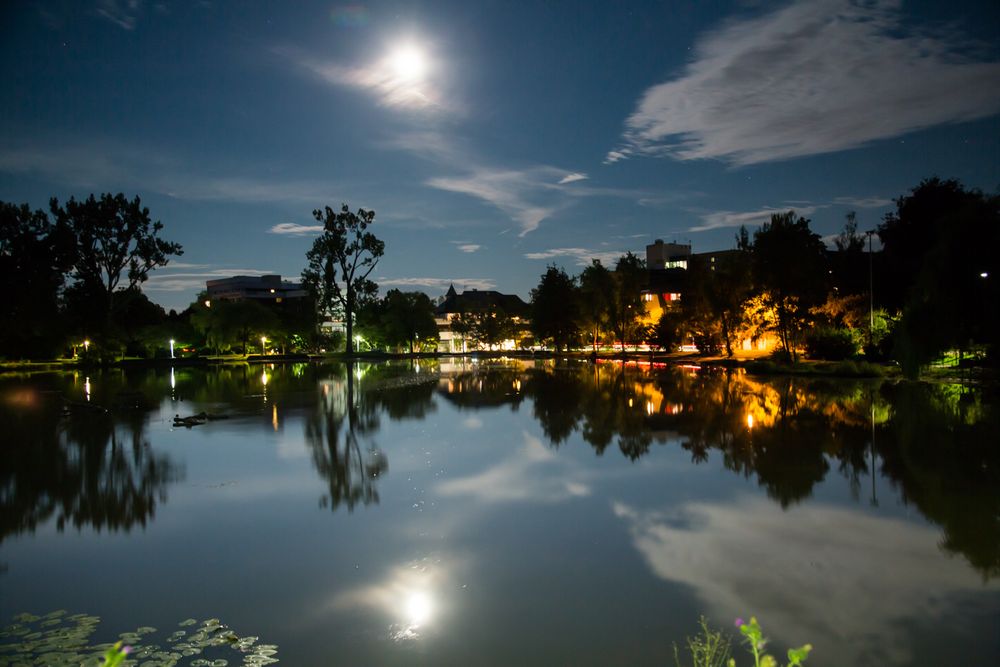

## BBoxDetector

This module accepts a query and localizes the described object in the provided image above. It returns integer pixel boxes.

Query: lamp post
[261,336,267,355]
[865,229,876,350]
[169,338,175,359]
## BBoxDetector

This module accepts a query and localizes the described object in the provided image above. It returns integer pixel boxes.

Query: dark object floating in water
[172,411,229,427]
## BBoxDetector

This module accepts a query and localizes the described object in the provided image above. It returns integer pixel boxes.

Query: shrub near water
[804,326,858,360]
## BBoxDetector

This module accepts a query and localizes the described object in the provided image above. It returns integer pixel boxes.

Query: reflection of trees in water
[304,361,437,512]
[510,362,999,579]
[437,366,525,411]
[876,382,1000,579]
[0,378,182,543]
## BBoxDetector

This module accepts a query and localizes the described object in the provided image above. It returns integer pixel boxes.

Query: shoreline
[2,350,992,383]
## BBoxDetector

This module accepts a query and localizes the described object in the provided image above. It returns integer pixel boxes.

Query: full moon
[389,46,426,80]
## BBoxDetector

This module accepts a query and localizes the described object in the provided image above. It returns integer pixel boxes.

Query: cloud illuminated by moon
[283,40,448,112]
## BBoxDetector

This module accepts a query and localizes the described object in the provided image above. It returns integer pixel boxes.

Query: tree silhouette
[577,260,614,352]
[0,201,75,357]
[531,265,579,351]
[302,204,384,355]
[752,212,827,360]
[50,193,182,344]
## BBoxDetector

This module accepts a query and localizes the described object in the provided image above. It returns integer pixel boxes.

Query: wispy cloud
[268,222,324,236]
[96,0,142,30]
[281,44,454,113]
[690,206,818,233]
[609,0,1000,165]
[833,196,894,209]
[426,167,571,236]
[0,141,348,205]
[451,242,481,253]
[523,247,624,267]
[386,131,631,235]
[557,172,588,185]
[376,277,496,292]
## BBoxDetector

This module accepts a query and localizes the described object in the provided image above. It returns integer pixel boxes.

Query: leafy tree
[651,310,685,352]
[752,212,828,360]
[577,259,614,351]
[112,288,167,357]
[448,311,477,352]
[50,193,182,342]
[681,249,753,357]
[190,298,278,353]
[364,290,438,353]
[610,252,646,352]
[0,202,75,357]
[530,265,579,351]
[878,178,999,375]
[452,308,517,350]
[879,178,977,309]
[302,204,385,355]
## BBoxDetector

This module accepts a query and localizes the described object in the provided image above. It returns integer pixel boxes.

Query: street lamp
[865,229,876,350]
[169,338,175,359]
[84,339,90,353]
[261,336,267,355]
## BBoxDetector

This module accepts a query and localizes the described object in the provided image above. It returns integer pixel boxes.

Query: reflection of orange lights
[628,398,633,408]
[669,403,683,415]
[645,400,654,416]
[272,404,279,431]
[747,413,754,429]
[4,389,38,408]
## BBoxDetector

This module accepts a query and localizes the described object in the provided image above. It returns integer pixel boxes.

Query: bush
[804,327,857,360]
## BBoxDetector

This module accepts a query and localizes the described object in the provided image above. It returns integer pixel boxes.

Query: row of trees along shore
[1,177,996,378]
[531,178,998,377]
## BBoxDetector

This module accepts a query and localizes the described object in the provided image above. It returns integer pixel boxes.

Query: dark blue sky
[3,0,999,311]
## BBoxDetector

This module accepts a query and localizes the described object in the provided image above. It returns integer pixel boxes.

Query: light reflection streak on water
[84,377,91,402]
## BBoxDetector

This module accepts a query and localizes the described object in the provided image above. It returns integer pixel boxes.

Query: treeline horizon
[1,177,997,378]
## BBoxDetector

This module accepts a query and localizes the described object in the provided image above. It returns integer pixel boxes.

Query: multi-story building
[640,240,775,353]
[434,285,530,353]
[205,275,307,304]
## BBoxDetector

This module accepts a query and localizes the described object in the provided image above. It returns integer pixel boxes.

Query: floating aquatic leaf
[179,619,198,627]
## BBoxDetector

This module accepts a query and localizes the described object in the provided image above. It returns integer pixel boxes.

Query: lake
[1,359,998,666]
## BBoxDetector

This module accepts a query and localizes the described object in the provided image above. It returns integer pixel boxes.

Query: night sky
[2,0,998,312]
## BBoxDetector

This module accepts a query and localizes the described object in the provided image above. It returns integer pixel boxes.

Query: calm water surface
[1,359,998,665]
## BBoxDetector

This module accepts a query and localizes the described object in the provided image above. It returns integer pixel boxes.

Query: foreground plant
[675,615,812,667]
[102,641,131,666]
[673,616,731,667]
[733,616,811,667]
